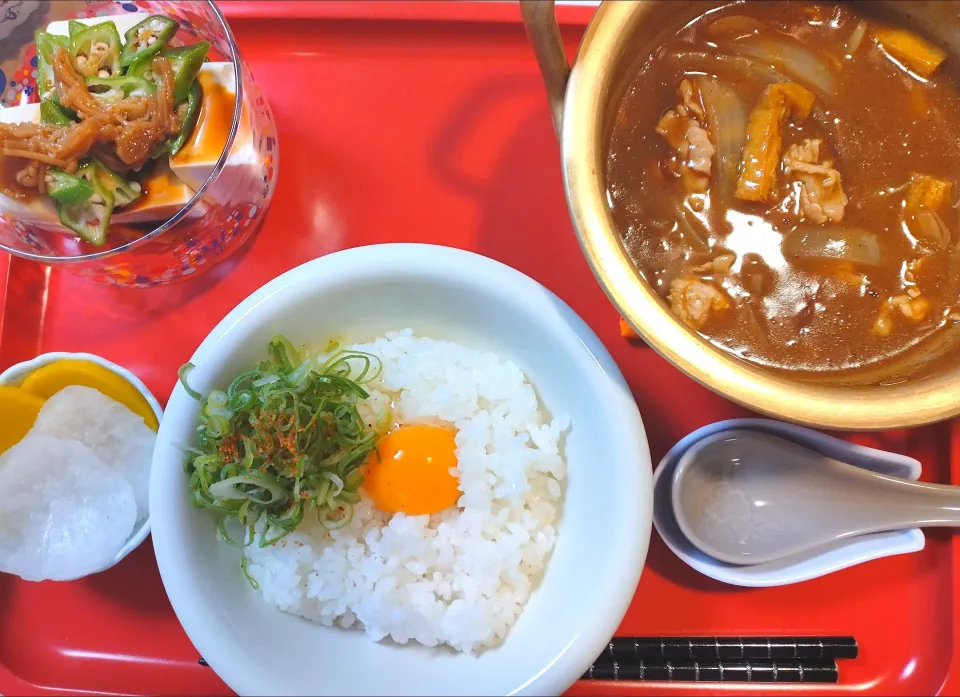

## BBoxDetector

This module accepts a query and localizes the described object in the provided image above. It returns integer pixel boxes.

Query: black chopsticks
[582,636,857,683]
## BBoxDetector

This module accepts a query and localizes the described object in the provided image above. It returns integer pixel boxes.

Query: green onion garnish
[178,362,203,401]
[240,555,259,590]
[181,335,383,568]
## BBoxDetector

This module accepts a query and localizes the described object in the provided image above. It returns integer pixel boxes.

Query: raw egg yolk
[364,425,459,515]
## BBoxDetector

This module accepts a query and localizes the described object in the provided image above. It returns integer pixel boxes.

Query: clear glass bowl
[0,0,278,287]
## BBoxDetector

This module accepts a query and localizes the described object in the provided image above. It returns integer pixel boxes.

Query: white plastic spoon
[671,429,960,565]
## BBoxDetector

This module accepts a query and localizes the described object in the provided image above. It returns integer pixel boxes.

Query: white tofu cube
[0,54,241,227]
[113,160,205,224]
[0,196,60,228]
[195,62,237,93]
[170,63,260,197]
[0,105,56,225]
[116,61,243,222]
[0,103,41,125]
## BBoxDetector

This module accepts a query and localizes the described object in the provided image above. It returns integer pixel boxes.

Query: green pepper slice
[56,163,115,245]
[127,54,149,78]
[35,31,69,100]
[39,99,74,126]
[50,95,79,120]
[68,20,87,39]
[161,41,210,103]
[47,169,95,207]
[85,74,156,102]
[129,41,209,103]
[168,80,203,157]
[120,15,179,68]
[58,200,112,245]
[70,21,123,79]
[92,159,141,207]
[148,141,170,160]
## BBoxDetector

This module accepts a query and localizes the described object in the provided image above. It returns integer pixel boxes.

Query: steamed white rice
[244,329,568,652]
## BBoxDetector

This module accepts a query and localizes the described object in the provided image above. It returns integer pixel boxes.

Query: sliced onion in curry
[905,208,951,252]
[782,225,882,267]
[706,15,765,42]
[728,36,835,94]
[845,20,869,56]
[674,199,711,252]
[660,50,789,86]
[699,77,747,205]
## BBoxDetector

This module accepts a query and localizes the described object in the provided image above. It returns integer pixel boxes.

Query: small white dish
[0,351,162,575]
[652,418,925,587]
[151,243,652,697]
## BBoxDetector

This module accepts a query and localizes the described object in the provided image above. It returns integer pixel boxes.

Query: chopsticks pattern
[582,636,857,683]
[584,659,838,683]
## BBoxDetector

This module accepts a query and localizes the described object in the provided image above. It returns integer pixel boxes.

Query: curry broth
[606,1,960,379]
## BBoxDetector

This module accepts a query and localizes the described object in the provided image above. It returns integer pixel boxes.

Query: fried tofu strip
[906,174,953,212]
[735,83,815,202]
[902,173,954,251]
[873,27,946,79]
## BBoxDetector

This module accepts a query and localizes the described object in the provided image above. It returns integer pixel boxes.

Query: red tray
[0,2,958,695]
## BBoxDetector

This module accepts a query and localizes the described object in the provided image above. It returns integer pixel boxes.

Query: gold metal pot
[522,0,960,430]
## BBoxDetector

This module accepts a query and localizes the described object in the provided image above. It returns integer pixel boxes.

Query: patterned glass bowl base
[0,0,279,287]
[70,196,270,288]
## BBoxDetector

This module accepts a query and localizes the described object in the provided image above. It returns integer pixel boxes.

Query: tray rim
[215,0,600,24]
[0,1,956,695]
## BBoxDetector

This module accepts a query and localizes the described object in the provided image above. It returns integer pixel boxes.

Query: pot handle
[520,0,569,137]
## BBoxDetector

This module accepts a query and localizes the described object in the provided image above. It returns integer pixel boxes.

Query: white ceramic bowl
[0,351,162,576]
[150,243,652,696]
[652,418,925,587]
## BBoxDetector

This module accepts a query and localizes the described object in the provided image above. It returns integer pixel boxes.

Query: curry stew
[606,2,960,381]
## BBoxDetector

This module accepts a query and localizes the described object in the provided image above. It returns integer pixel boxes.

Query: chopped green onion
[240,555,259,590]
[217,516,254,548]
[252,374,280,387]
[321,503,355,530]
[181,335,383,555]
[209,474,288,505]
[178,362,202,400]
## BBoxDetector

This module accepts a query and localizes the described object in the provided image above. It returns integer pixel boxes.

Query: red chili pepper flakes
[249,408,293,463]
[276,412,299,460]
[218,434,240,461]
[301,411,320,435]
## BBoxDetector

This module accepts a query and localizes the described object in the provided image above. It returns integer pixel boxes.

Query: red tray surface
[0,2,957,695]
